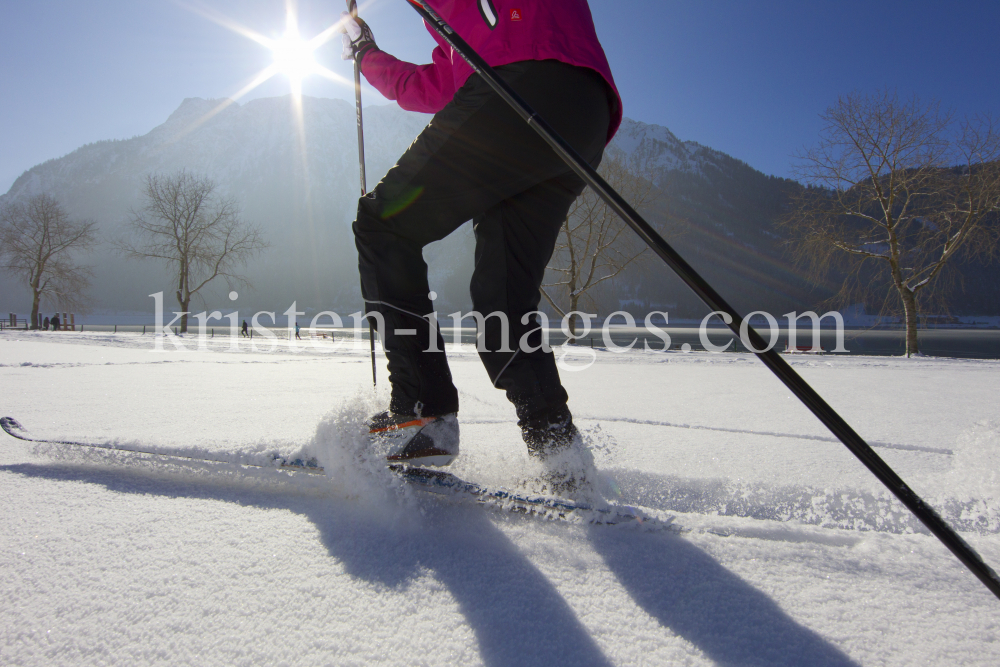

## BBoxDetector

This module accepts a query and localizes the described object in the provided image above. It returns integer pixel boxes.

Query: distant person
[50,314,60,331]
[241,319,249,338]
[42,316,50,331]
[295,322,301,340]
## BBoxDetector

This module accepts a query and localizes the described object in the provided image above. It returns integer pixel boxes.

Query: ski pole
[347,0,377,388]
[404,0,1000,601]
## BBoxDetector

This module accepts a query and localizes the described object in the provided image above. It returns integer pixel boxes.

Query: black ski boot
[521,405,594,497]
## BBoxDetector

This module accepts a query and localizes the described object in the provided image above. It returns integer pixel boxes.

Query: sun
[172,0,358,153]
[180,0,353,102]
[270,26,317,85]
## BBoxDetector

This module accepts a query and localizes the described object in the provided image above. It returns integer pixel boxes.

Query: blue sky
[1,0,998,193]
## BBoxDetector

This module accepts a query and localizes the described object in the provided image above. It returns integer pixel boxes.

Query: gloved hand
[339,11,378,64]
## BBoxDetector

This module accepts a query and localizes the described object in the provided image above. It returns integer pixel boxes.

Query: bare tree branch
[114,170,269,333]
[783,90,1000,356]
[538,287,568,319]
[0,194,98,328]
[542,153,658,333]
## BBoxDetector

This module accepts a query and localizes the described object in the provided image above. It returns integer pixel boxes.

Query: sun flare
[271,27,317,84]
[182,0,353,103]
[175,0,358,171]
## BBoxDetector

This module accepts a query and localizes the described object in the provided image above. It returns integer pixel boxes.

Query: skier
[341,1,621,492]
[241,319,249,338]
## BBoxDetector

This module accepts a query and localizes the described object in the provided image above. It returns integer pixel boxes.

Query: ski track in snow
[2,331,999,666]
[464,416,955,456]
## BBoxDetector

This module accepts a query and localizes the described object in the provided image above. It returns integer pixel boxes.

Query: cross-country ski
[2,415,649,526]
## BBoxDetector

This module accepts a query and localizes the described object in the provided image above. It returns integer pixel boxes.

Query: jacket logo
[478,0,498,29]
[510,9,522,21]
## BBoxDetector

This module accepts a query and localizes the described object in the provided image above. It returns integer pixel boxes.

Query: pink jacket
[360,0,622,142]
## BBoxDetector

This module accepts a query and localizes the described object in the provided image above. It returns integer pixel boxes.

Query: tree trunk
[176,269,189,332]
[900,287,920,357]
[30,290,40,331]
[177,291,190,334]
[568,294,580,337]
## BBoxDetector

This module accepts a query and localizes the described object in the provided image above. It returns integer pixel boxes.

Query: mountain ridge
[4,93,993,319]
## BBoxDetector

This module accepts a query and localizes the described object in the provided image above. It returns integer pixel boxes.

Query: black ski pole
[404,0,1000,601]
[347,0,377,388]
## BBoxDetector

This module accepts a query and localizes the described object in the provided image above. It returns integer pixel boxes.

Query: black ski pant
[353,59,612,424]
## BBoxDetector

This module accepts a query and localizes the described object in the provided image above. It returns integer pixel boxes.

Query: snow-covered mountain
[609,118,721,176]
[6,95,427,215]
[3,94,813,318]
[603,119,823,317]
[9,93,998,320]
[2,96,441,314]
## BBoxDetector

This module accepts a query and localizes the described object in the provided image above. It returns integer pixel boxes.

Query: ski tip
[1,416,25,434]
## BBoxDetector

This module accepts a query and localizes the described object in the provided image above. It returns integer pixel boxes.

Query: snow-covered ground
[1,331,998,666]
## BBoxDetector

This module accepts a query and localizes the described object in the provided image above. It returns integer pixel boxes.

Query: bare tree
[0,194,98,328]
[117,171,268,333]
[785,90,1000,356]
[541,153,655,333]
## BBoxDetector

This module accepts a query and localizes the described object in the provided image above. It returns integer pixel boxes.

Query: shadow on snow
[3,460,858,667]
[587,526,856,666]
